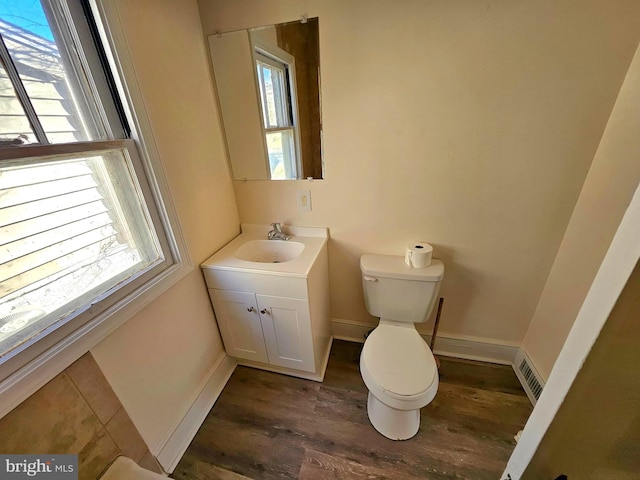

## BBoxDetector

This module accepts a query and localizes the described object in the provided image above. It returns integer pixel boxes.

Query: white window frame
[250,35,302,180]
[0,0,191,419]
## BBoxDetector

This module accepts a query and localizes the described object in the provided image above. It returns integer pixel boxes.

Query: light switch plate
[297,190,312,211]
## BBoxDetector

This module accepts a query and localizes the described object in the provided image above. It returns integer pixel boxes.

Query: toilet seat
[360,324,438,410]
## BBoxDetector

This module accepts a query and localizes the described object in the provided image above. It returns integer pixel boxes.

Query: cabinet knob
[247,307,255,312]
[260,309,269,315]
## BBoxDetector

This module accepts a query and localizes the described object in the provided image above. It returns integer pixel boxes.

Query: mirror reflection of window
[255,52,298,179]
[208,18,322,181]
[256,55,289,128]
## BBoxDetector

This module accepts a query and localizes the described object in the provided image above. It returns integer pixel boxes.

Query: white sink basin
[202,224,328,278]
[234,240,305,263]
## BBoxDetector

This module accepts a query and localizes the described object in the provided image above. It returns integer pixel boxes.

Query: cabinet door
[257,295,315,372]
[209,289,268,363]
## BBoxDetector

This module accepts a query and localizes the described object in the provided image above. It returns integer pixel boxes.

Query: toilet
[359,253,444,440]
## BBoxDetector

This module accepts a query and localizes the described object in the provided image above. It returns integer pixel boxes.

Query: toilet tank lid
[361,254,444,281]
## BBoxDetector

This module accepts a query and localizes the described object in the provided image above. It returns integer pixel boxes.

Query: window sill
[0,259,192,420]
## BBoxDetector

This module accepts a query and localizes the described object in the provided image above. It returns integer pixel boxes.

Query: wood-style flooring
[172,340,532,479]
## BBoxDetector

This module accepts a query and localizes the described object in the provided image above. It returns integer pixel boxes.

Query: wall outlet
[297,190,312,211]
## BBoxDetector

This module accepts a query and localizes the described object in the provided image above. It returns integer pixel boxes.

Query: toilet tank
[360,254,444,323]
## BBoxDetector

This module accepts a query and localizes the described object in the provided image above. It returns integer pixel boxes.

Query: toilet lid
[362,325,437,397]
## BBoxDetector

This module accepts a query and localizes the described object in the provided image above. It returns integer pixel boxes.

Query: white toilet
[359,253,444,440]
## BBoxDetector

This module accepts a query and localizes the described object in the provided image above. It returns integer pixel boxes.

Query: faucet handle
[271,222,282,232]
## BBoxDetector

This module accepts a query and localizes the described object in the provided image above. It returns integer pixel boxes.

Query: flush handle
[363,275,378,282]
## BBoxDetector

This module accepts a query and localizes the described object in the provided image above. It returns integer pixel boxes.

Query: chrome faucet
[268,222,290,241]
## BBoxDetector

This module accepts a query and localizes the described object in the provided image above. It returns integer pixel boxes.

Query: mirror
[208,18,323,181]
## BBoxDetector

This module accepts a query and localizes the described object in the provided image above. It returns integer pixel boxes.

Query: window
[251,35,301,180]
[0,1,178,379]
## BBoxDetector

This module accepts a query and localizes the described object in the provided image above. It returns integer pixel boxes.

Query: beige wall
[198,0,640,342]
[523,259,640,479]
[91,0,239,452]
[523,43,640,379]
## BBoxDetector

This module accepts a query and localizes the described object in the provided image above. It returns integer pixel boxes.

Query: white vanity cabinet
[209,289,314,372]
[208,289,268,363]
[201,224,332,381]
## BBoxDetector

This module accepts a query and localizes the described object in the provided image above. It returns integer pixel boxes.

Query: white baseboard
[430,333,519,365]
[332,318,374,343]
[154,354,237,472]
[332,318,519,365]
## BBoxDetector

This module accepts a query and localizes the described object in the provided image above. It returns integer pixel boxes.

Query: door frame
[502,180,640,479]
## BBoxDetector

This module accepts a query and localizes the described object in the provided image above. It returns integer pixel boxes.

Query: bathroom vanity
[201,224,332,381]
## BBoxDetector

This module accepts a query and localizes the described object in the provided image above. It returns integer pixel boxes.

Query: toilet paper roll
[404,242,433,268]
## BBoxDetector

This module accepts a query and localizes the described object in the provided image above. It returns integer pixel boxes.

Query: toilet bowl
[359,254,444,440]
[360,323,439,439]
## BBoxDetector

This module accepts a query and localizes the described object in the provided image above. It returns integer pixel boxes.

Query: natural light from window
[0,0,168,365]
